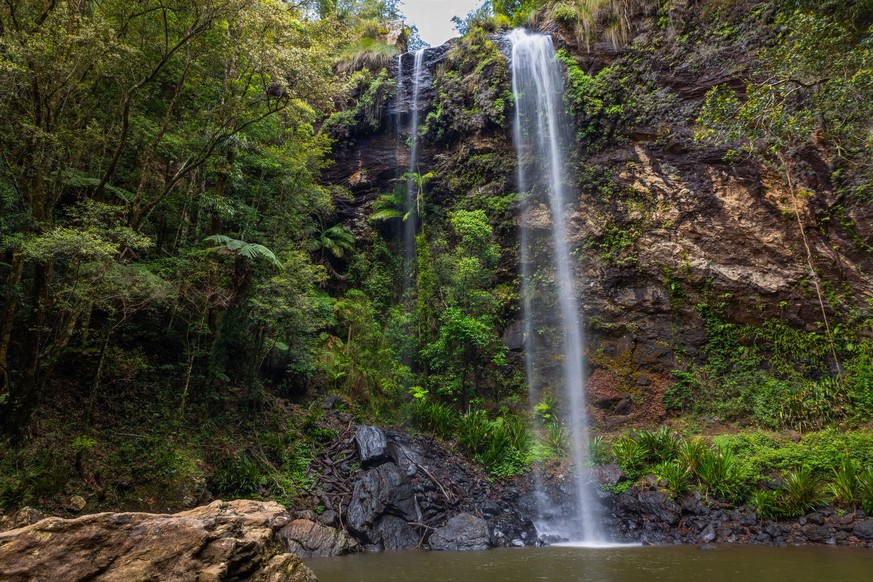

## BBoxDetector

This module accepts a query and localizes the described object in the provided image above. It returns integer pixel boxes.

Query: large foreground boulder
[0,499,316,582]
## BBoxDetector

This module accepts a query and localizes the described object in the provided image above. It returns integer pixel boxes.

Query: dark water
[306,544,873,582]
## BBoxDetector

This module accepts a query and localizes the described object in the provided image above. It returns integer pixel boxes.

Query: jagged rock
[429,513,491,551]
[852,519,873,540]
[638,491,680,525]
[0,499,315,582]
[319,509,338,527]
[355,425,390,468]
[591,463,625,488]
[376,515,420,550]
[347,462,419,549]
[0,507,45,532]
[481,499,501,518]
[501,320,526,351]
[699,524,716,543]
[280,518,358,557]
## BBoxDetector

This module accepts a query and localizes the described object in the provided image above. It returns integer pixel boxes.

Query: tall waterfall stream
[510,29,605,544]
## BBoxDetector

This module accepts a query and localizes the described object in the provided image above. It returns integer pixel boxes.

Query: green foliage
[672,300,872,429]
[676,438,708,475]
[613,434,646,477]
[422,307,507,403]
[750,490,782,521]
[634,427,681,465]
[695,448,744,500]
[588,435,610,465]
[544,420,568,457]
[340,37,400,72]
[322,290,406,406]
[712,429,873,480]
[549,1,656,50]
[829,457,861,508]
[0,448,70,510]
[323,69,394,143]
[556,49,629,150]
[305,224,355,260]
[421,28,510,143]
[211,423,317,505]
[205,235,283,269]
[860,468,873,514]
[781,466,826,516]
[410,389,457,439]
[654,460,690,499]
[457,409,530,477]
[418,208,506,407]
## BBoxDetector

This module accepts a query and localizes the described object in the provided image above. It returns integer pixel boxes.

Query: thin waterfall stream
[403,48,426,295]
[510,28,605,544]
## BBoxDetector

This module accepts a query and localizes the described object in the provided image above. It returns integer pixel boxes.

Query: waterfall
[403,48,426,293]
[509,29,605,544]
[395,53,404,145]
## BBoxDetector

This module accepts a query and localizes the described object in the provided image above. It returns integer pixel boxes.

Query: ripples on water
[306,544,873,582]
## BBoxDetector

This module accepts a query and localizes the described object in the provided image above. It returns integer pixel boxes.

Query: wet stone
[355,425,390,468]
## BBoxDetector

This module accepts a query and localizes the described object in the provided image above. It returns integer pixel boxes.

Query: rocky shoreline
[288,422,873,553]
[2,423,872,581]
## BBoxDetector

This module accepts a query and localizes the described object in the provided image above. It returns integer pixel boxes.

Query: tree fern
[204,235,283,269]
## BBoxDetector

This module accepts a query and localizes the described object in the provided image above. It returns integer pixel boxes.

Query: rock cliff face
[323,3,872,427]
[0,500,316,582]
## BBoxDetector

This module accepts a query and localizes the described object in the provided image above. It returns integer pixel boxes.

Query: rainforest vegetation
[1,0,871,521]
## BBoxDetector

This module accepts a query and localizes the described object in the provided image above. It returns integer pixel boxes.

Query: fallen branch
[410,459,455,503]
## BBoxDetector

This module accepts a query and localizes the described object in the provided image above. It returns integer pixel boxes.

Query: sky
[401,0,485,46]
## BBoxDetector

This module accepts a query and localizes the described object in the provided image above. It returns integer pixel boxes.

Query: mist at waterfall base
[510,29,607,545]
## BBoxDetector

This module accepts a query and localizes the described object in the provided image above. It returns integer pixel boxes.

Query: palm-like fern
[306,223,355,259]
[370,172,433,223]
[204,235,283,268]
[370,191,407,222]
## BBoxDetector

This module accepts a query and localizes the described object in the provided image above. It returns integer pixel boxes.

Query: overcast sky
[401,0,485,46]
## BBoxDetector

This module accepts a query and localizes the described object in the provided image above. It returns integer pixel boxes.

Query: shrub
[695,448,744,500]
[781,466,826,516]
[613,436,646,477]
[655,460,690,499]
[857,467,873,514]
[457,411,530,477]
[410,392,457,439]
[677,438,709,475]
[635,426,681,464]
[214,452,265,496]
[588,435,611,465]
[545,420,567,457]
[750,490,782,520]
[829,457,860,507]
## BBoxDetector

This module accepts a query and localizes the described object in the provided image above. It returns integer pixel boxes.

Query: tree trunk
[0,253,24,397]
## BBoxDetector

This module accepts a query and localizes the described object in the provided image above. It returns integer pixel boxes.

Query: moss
[321,69,394,146]
[420,31,512,143]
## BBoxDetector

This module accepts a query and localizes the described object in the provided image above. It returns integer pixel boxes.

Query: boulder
[638,491,680,525]
[0,499,315,582]
[347,463,419,549]
[280,518,358,557]
[355,425,390,468]
[590,464,625,489]
[852,518,873,540]
[375,515,420,550]
[429,513,491,551]
[0,507,45,532]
